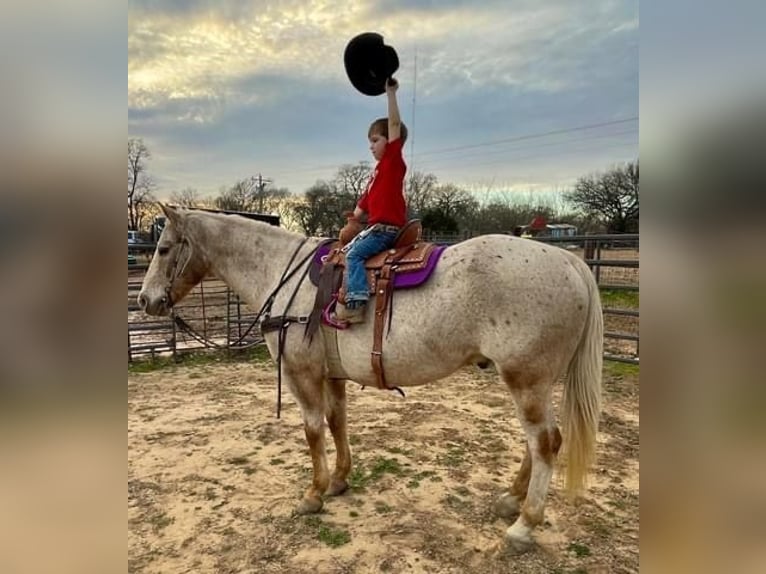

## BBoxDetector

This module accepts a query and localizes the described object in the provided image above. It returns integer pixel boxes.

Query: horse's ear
[159,203,184,229]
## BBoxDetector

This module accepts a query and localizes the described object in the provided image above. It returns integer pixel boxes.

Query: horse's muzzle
[137,292,170,316]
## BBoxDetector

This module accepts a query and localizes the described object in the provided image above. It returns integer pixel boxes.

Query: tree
[566,161,639,233]
[421,207,459,234]
[128,138,156,230]
[169,187,201,207]
[291,182,353,236]
[333,162,372,202]
[406,171,439,217]
[213,176,289,214]
[433,184,479,230]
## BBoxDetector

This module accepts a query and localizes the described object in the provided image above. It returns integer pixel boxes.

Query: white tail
[561,258,603,496]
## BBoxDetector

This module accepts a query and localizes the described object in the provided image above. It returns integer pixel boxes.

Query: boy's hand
[386,77,399,93]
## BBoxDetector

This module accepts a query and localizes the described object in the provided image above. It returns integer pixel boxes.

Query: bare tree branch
[128,138,155,230]
[565,161,639,232]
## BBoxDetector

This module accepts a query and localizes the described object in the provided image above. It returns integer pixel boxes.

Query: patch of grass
[585,516,611,537]
[303,515,322,528]
[128,355,178,373]
[128,351,222,373]
[407,469,439,489]
[567,542,592,557]
[348,466,367,489]
[600,288,639,309]
[349,457,406,490]
[317,524,351,547]
[374,501,392,514]
[349,510,359,518]
[442,493,471,511]
[227,456,249,466]
[233,344,273,364]
[370,457,405,478]
[149,511,174,533]
[607,498,628,511]
[605,361,639,378]
[437,444,466,467]
[303,515,351,547]
[349,434,362,445]
[128,344,273,374]
[269,457,285,466]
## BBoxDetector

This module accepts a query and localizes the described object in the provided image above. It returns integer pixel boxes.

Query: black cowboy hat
[344,32,399,96]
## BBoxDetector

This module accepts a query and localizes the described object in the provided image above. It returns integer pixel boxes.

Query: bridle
[163,237,193,308]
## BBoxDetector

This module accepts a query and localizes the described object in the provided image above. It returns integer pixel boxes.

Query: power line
[435,141,638,176]
[266,116,638,181]
[414,116,638,158]
[414,128,638,171]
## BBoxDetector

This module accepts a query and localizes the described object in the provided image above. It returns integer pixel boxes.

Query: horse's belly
[339,344,468,388]
[336,318,478,388]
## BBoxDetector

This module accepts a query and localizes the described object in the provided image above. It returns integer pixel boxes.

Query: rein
[164,239,193,307]
[172,236,318,350]
[258,238,335,418]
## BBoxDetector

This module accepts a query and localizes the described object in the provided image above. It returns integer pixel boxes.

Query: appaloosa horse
[137,205,603,553]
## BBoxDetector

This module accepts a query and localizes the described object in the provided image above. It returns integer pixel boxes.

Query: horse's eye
[158,246,169,256]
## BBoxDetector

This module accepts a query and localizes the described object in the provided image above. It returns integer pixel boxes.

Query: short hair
[368,117,408,144]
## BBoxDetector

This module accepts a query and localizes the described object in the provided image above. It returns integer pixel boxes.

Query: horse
[137,204,603,553]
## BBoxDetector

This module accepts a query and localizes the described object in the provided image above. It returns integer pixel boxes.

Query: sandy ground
[128,356,638,574]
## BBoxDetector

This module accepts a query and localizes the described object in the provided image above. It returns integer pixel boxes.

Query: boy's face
[369,132,387,161]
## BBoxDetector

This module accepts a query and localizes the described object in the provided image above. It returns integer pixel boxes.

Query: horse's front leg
[296,400,330,514]
[324,379,351,496]
[284,368,331,515]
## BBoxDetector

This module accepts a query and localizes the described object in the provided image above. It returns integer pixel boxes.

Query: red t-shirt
[357,138,407,227]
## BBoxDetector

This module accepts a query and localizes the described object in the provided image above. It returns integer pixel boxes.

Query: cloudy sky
[128,0,638,200]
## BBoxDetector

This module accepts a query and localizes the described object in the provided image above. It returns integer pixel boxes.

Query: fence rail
[128,233,638,364]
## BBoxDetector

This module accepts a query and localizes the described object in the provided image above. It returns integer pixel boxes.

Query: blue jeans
[346,229,398,303]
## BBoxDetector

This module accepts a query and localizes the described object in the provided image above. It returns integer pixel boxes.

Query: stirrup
[322,296,349,330]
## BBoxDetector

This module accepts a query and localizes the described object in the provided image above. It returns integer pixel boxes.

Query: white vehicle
[128,230,139,244]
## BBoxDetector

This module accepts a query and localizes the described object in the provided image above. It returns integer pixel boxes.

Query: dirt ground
[128,356,639,574]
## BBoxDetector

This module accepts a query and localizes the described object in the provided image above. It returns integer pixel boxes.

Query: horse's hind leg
[324,379,351,496]
[495,445,531,520]
[502,373,562,553]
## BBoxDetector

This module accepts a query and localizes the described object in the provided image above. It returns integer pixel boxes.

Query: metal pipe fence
[535,233,639,364]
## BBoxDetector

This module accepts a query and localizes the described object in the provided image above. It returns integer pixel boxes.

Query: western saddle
[308,220,436,391]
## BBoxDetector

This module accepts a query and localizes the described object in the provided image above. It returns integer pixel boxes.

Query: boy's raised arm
[386,77,401,142]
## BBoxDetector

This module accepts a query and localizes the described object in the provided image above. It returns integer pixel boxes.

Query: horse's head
[137,204,209,316]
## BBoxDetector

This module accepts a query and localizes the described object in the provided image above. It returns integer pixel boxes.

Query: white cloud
[129,0,638,195]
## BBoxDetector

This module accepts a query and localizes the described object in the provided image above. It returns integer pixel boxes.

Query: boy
[336,77,408,324]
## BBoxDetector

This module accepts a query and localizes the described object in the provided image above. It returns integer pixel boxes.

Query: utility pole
[410,47,417,176]
[249,173,272,213]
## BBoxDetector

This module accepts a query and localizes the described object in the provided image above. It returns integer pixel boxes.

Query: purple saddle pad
[310,242,447,289]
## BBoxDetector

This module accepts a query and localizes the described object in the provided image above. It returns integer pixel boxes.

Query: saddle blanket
[310,242,448,290]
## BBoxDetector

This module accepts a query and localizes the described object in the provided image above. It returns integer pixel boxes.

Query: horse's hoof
[504,521,535,555]
[504,534,535,555]
[493,493,521,520]
[295,497,323,515]
[326,479,349,497]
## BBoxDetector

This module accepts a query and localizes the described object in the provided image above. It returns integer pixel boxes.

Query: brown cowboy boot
[334,301,367,324]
